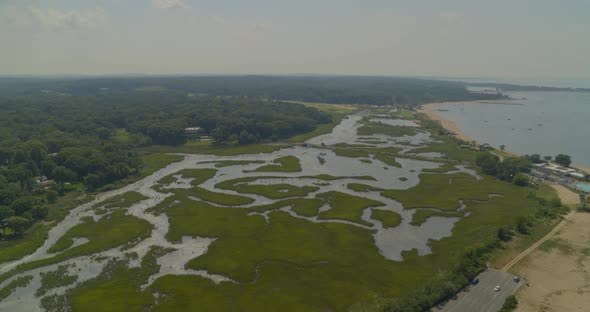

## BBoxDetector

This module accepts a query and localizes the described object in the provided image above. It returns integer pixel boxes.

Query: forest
[0,87,330,239]
[0,76,506,105]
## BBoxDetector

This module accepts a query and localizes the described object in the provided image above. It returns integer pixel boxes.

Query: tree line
[523,153,572,167]
[0,89,330,239]
[0,76,507,107]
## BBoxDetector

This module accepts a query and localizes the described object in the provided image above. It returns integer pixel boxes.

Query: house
[34,176,55,188]
[533,163,586,180]
[184,127,202,135]
[569,172,585,179]
[479,143,492,151]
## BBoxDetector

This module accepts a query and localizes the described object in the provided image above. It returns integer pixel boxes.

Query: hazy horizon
[1,0,589,81]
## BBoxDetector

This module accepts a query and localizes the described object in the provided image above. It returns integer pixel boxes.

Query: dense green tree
[496,157,531,181]
[31,206,48,220]
[5,216,29,236]
[46,190,58,204]
[237,131,258,145]
[53,166,77,184]
[497,227,512,241]
[524,154,542,164]
[0,205,15,235]
[41,159,57,178]
[512,173,529,186]
[499,295,518,312]
[10,196,36,216]
[0,182,21,206]
[516,216,530,234]
[555,154,572,167]
[84,173,102,191]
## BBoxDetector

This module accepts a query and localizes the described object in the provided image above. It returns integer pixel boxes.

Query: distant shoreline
[416,101,490,143]
[417,101,590,175]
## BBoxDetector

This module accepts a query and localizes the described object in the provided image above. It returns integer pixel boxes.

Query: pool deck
[575,183,590,193]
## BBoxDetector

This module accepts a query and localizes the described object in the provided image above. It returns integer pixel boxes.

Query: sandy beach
[417,101,478,143]
[418,101,590,175]
[417,99,519,143]
[573,165,590,175]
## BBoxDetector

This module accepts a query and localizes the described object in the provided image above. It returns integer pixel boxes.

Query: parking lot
[434,269,524,312]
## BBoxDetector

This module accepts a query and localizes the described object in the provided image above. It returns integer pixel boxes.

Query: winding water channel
[0,110,480,311]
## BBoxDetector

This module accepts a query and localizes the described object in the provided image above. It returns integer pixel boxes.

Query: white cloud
[152,0,188,10]
[0,3,106,32]
[29,7,106,31]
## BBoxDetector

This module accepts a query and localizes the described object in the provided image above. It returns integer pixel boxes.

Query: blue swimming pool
[576,183,590,192]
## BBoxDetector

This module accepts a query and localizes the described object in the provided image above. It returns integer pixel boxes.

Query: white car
[493,286,501,292]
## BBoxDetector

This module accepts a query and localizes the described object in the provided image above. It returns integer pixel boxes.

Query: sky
[1,0,589,80]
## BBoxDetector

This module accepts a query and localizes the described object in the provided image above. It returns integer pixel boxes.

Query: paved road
[434,269,523,312]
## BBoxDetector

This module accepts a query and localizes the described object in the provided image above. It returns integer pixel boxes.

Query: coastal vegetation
[0,275,33,301]
[36,265,78,297]
[316,191,384,226]
[0,77,564,312]
[475,154,532,184]
[250,156,302,172]
[371,209,402,228]
[216,177,319,199]
[524,153,572,167]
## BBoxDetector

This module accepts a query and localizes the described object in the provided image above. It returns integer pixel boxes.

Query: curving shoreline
[416,101,482,143]
[417,101,590,175]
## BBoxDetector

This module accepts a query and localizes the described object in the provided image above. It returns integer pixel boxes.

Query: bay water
[434,91,590,166]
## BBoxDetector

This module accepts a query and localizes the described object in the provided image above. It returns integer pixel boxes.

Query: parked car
[493,286,501,292]
[513,276,521,282]
[472,278,480,285]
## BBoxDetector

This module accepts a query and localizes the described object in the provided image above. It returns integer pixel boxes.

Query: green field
[372,209,402,228]
[177,187,255,206]
[250,156,302,172]
[317,192,385,226]
[36,265,78,297]
[411,210,464,226]
[382,173,511,211]
[334,148,371,158]
[358,122,419,137]
[347,183,384,192]
[93,191,147,209]
[374,153,402,167]
[210,160,265,167]
[216,177,319,199]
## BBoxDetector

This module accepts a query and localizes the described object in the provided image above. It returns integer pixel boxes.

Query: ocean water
[434,91,590,167]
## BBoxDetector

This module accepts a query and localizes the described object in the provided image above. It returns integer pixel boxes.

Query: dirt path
[513,212,590,311]
[501,183,589,311]
[501,215,570,272]
[501,184,579,272]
